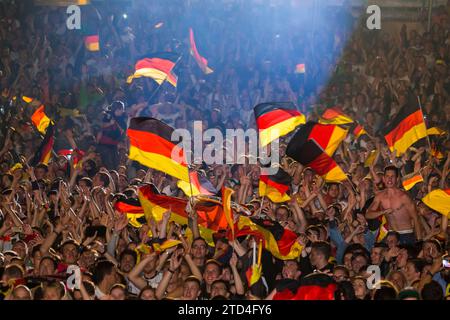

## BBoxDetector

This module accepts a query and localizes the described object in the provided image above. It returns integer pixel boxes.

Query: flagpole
[416,96,433,156]
[252,240,256,266]
[146,54,183,106]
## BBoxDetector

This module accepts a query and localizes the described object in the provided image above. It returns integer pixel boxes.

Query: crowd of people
[0,0,449,300]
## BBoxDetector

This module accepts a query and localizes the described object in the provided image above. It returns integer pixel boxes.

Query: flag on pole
[127,52,179,87]
[189,28,213,74]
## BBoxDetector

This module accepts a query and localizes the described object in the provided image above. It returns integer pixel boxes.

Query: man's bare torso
[378,188,413,232]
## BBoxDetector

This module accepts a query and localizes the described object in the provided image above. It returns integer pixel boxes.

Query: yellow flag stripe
[259,114,306,147]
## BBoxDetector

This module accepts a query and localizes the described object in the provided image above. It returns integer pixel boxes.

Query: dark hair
[119,249,138,265]
[3,264,24,279]
[311,241,331,260]
[79,177,93,188]
[138,286,155,299]
[44,280,66,298]
[205,259,223,273]
[334,280,356,300]
[373,284,398,300]
[96,172,110,188]
[40,256,57,270]
[92,260,115,285]
[384,165,399,177]
[407,259,426,274]
[373,242,388,249]
[184,276,201,288]
[421,281,444,300]
[386,231,400,241]
[211,279,230,292]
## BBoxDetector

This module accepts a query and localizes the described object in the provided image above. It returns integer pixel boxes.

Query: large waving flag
[318,106,353,125]
[177,171,217,197]
[286,139,347,182]
[421,189,450,217]
[127,117,190,182]
[31,105,51,134]
[259,167,291,203]
[127,52,179,87]
[285,122,347,157]
[29,122,55,166]
[231,216,303,260]
[189,28,213,74]
[254,102,305,147]
[114,196,146,228]
[383,101,427,156]
[138,185,229,245]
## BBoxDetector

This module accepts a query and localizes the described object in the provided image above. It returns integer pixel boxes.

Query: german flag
[383,101,427,156]
[31,105,51,134]
[84,35,100,52]
[364,150,378,168]
[29,122,54,166]
[285,121,347,157]
[138,184,230,245]
[177,171,217,197]
[246,239,263,287]
[34,0,90,5]
[318,106,353,125]
[22,96,34,104]
[259,167,291,203]
[294,63,306,74]
[222,187,235,240]
[189,28,213,74]
[114,197,146,228]
[402,172,424,191]
[351,123,367,139]
[375,215,389,243]
[127,117,189,182]
[254,102,305,147]
[427,127,446,136]
[422,189,450,217]
[231,216,303,260]
[127,52,178,87]
[286,139,347,182]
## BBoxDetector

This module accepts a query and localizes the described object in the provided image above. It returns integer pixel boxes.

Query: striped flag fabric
[231,216,303,260]
[29,122,55,166]
[259,167,292,203]
[351,123,368,139]
[427,127,446,136]
[285,121,347,157]
[114,196,146,228]
[421,189,450,217]
[31,105,51,134]
[402,172,424,191]
[127,52,179,87]
[222,187,235,240]
[84,35,100,52]
[375,215,389,242]
[138,184,230,245]
[127,117,190,183]
[177,171,217,197]
[383,100,427,156]
[189,28,213,74]
[286,139,347,182]
[318,106,354,125]
[254,102,306,147]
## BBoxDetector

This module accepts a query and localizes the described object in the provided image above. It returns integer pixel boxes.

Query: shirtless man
[366,166,422,245]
